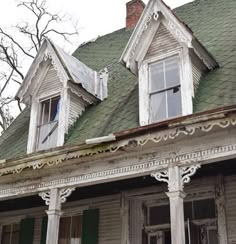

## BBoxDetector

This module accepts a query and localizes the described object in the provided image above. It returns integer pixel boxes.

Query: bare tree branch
[0,28,35,59]
[0,0,79,131]
[0,69,14,94]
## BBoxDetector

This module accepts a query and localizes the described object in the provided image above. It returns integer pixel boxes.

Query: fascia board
[15,41,48,101]
[119,0,154,68]
[157,0,193,45]
[191,38,219,70]
[16,39,70,103]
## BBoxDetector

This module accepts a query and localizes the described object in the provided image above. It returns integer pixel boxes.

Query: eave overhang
[16,39,108,105]
[0,104,236,177]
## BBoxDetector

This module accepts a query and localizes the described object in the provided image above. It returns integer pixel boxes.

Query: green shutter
[82,209,99,244]
[40,216,48,244]
[19,218,35,244]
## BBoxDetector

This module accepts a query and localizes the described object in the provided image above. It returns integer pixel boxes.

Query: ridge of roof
[0,0,235,161]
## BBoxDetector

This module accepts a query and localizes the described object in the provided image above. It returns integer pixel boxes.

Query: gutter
[1,104,236,170]
[86,134,116,145]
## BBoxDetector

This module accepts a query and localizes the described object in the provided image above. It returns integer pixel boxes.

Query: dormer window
[37,96,60,151]
[16,39,108,154]
[149,56,182,123]
[120,0,218,127]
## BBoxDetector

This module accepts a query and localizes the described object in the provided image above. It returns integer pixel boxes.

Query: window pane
[1,225,10,244]
[208,229,218,244]
[1,224,20,244]
[165,57,180,88]
[149,62,165,92]
[59,217,71,244]
[164,230,171,244]
[149,205,170,225]
[150,92,167,122]
[37,121,58,150]
[41,100,50,124]
[184,202,193,221]
[167,86,182,118]
[50,97,60,121]
[71,216,82,243]
[150,236,157,244]
[193,199,216,220]
[59,216,82,244]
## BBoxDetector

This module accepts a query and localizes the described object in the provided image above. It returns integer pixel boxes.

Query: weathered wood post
[39,187,75,244]
[152,165,200,244]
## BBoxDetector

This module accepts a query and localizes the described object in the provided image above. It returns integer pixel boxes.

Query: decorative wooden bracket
[151,165,201,191]
[39,187,75,207]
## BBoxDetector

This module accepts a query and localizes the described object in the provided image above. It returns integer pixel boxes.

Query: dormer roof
[0,0,235,160]
[120,0,219,74]
[16,39,108,104]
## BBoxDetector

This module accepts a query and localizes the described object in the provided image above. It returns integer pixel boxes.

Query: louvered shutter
[82,209,99,244]
[19,218,35,244]
[40,216,48,244]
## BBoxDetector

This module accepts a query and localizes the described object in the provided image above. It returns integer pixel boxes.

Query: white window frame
[36,95,61,151]
[148,55,182,123]
[144,198,218,244]
[27,89,68,153]
[138,48,193,126]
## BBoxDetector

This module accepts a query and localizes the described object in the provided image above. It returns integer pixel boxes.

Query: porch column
[39,187,75,244]
[152,165,200,244]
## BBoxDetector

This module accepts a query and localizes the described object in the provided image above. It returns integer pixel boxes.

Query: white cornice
[0,114,235,178]
[0,142,235,199]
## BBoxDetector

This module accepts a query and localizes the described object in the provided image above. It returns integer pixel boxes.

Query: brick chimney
[126,0,146,30]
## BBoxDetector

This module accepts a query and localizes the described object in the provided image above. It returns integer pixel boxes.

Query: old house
[0,0,235,243]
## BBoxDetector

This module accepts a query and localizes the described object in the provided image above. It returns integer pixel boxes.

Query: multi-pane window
[37,96,60,151]
[1,223,20,244]
[149,56,182,123]
[59,215,82,244]
[145,199,217,244]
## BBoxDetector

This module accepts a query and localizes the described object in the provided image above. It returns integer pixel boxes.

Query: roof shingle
[0,0,235,160]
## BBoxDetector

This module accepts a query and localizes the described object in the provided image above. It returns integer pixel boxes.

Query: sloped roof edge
[120,0,218,74]
[16,39,107,103]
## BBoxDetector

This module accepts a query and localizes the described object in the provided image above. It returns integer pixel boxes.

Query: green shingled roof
[0,0,235,160]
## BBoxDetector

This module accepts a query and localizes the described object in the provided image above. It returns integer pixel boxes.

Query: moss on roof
[0,0,235,160]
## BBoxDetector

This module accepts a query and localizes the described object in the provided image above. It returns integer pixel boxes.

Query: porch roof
[0,0,235,160]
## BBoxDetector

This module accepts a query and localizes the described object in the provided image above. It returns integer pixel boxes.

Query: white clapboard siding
[37,65,63,97]
[144,23,181,61]
[31,196,122,244]
[69,94,85,126]
[192,61,203,91]
[185,176,215,199]
[90,198,121,244]
[225,175,236,244]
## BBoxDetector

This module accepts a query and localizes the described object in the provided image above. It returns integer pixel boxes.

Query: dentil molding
[0,116,235,178]
[0,143,235,199]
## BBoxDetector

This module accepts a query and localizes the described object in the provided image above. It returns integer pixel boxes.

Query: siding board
[69,94,85,127]
[145,23,181,61]
[37,65,62,97]
[225,175,236,244]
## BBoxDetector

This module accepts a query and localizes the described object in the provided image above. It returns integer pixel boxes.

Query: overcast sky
[0,0,193,117]
[0,0,193,50]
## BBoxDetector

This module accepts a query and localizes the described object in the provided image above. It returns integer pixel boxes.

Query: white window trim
[138,48,193,126]
[27,89,69,153]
